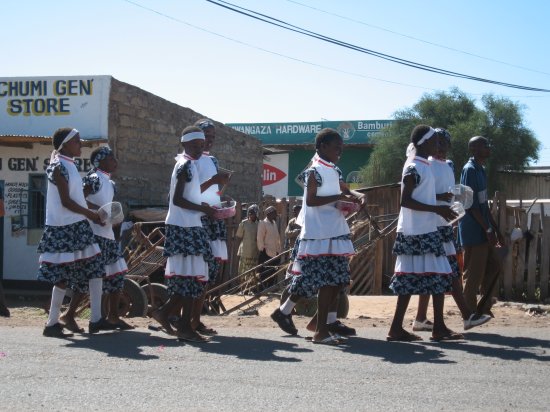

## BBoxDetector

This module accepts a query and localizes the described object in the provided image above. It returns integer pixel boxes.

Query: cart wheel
[141,283,168,317]
[102,278,148,318]
[337,291,350,319]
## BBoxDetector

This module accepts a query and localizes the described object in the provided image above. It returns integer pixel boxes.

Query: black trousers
[257,250,279,290]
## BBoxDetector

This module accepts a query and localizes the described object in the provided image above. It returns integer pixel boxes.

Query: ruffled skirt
[163,225,213,281]
[95,235,128,278]
[166,276,205,298]
[37,220,103,287]
[288,235,353,298]
[390,230,452,295]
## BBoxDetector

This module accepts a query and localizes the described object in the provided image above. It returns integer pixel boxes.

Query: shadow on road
[337,336,455,364]
[63,330,180,360]
[197,335,313,362]
[431,332,550,362]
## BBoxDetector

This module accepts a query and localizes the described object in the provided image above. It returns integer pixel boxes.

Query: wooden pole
[526,213,540,300]
[502,215,515,299]
[540,216,550,300]
[515,210,528,298]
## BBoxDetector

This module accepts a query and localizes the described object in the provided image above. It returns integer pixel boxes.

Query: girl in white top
[84,147,132,329]
[271,128,364,344]
[414,129,491,332]
[192,119,231,336]
[152,126,216,343]
[387,125,460,342]
[37,128,105,338]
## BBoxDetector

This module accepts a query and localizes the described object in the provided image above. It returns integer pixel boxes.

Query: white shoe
[463,313,491,331]
[412,319,433,331]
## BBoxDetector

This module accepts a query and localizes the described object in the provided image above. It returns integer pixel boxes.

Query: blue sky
[3,0,549,164]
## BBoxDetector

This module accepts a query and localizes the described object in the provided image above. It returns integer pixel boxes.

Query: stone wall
[107,78,263,208]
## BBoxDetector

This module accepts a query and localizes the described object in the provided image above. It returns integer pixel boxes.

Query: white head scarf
[405,127,436,165]
[50,128,79,163]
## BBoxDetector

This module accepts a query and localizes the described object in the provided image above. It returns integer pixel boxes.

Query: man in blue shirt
[458,136,503,316]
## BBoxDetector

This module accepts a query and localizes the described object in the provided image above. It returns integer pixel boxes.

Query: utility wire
[206,0,550,92]
[121,0,437,91]
[285,0,550,77]
[121,0,547,97]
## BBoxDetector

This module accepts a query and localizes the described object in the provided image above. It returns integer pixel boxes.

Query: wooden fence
[129,185,549,302]
[493,193,550,302]
[222,184,401,296]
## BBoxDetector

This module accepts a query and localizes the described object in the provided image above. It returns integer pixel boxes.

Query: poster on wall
[263,153,289,199]
[0,75,111,139]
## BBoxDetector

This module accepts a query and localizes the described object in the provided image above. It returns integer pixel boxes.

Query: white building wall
[1,144,96,281]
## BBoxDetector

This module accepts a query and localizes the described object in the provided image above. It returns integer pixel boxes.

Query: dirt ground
[1,293,549,333]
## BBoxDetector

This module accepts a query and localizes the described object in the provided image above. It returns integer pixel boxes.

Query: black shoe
[327,320,356,336]
[0,305,10,318]
[89,317,118,334]
[270,308,298,335]
[43,323,74,338]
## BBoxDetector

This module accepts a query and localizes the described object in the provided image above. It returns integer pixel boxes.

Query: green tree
[359,88,540,191]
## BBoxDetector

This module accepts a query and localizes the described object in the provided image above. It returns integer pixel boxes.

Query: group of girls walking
[38,128,129,337]
[38,122,491,343]
[270,125,491,344]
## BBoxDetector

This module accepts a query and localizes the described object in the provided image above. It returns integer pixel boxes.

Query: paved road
[0,325,549,411]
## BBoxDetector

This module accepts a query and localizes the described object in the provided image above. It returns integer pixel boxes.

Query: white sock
[46,286,66,327]
[327,312,337,324]
[89,278,103,323]
[280,298,297,315]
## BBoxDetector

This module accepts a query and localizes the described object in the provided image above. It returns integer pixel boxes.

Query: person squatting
[37,124,495,344]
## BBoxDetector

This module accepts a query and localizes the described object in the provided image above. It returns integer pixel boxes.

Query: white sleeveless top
[196,153,221,207]
[86,169,116,239]
[45,155,87,227]
[298,157,350,239]
[397,156,438,236]
[429,157,455,228]
[165,155,204,228]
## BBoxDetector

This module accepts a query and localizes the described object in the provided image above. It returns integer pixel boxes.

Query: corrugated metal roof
[0,134,107,145]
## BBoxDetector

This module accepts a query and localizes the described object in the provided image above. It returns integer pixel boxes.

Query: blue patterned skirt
[103,274,125,294]
[201,215,227,241]
[166,276,206,298]
[37,220,103,288]
[390,230,452,295]
[163,225,213,259]
[288,255,351,299]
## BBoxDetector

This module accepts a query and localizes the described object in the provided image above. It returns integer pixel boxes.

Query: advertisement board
[262,153,288,198]
[228,120,393,145]
[0,75,111,139]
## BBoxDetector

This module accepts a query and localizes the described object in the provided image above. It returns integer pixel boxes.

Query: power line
[121,0,548,97]
[121,0,437,91]
[284,0,550,77]
[206,0,550,92]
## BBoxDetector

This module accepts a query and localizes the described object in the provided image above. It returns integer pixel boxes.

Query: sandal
[177,330,211,343]
[412,319,433,332]
[311,335,344,345]
[196,322,218,336]
[114,319,135,330]
[386,331,423,342]
[60,316,85,333]
[430,331,464,342]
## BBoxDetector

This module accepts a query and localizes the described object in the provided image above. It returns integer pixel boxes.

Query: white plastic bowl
[447,201,466,225]
[335,200,360,216]
[449,184,474,210]
[213,200,236,220]
[98,201,124,225]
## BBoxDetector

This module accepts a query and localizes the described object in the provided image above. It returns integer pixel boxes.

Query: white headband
[181,131,205,143]
[417,127,435,146]
[50,128,79,163]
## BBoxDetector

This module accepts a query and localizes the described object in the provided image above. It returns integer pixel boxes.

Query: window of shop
[27,174,46,244]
